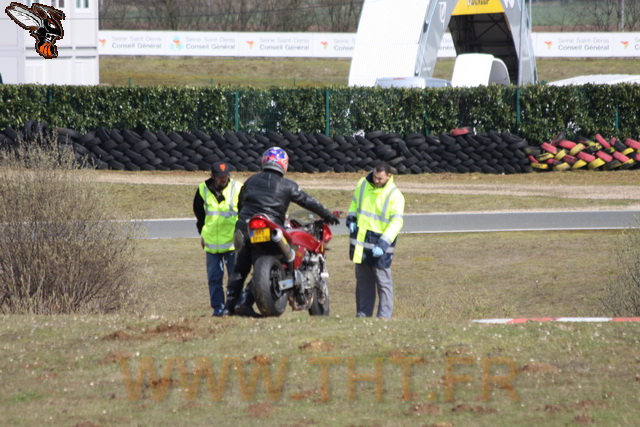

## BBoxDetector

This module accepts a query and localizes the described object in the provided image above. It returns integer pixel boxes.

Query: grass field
[1,230,639,426]
[2,170,640,426]
[8,33,640,424]
[100,57,640,88]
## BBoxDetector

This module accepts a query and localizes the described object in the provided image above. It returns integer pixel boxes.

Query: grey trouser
[355,263,394,319]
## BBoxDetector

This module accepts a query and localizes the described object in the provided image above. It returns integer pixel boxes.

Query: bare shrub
[601,222,640,316]
[0,138,139,314]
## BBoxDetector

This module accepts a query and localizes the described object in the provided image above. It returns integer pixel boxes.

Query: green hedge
[2,84,640,144]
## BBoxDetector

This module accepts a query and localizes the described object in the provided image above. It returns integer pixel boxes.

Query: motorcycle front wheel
[252,255,288,317]
[308,284,330,316]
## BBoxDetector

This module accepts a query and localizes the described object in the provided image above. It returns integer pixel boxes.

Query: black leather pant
[226,241,254,306]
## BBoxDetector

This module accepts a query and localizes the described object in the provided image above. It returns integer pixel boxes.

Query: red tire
[450,127,472,136]
[624,138,640,150]
[596,151,613,162]
[613,151,630,163]
[577,151,596,162]
[541,142,558,154]
[595,134,611,148]
[558,140,577,150]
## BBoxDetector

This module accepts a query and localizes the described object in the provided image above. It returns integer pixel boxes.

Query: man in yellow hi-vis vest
[346,161,404,319]
[193,161,243,316]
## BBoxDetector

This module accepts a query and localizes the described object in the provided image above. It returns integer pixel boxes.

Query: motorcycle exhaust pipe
[271,228,295,264]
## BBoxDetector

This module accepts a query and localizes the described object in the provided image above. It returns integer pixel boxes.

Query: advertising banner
[98,31,356,58]
[98,31,640,59]
[532,32,640,58]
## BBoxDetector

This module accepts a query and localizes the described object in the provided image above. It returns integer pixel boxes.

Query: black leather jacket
[236,170,333,236]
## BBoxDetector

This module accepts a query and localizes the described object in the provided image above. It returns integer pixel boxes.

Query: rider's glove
[372,246,384,257]
[325,214,340,226]
[348,222,356,234]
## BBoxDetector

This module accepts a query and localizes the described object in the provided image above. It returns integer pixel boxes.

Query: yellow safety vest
[347,175,404,265]
[199,179,242,254]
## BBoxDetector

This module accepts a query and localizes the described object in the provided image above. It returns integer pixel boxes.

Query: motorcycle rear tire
[308,287,330,316]
[253,255,288,317]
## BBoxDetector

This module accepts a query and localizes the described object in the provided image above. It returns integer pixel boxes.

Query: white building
[0,0,99,84]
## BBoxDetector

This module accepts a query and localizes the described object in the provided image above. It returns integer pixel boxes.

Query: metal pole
[517,0,524,86]
[516,87,521,132]
[325,90,330,136]
[235,90,239,132]
[620,0,625,31]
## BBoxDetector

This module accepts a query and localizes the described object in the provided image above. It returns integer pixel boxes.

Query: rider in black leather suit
[225,147,340,316]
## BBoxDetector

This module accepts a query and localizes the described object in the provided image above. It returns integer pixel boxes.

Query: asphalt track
[139,210,640,239]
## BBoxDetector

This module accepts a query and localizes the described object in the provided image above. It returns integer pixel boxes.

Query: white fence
[98,30,640,59]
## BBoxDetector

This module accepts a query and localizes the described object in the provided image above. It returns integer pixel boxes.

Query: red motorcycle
[246,210,337,317]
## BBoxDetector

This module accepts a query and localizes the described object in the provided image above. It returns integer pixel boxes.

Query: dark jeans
[206,251,234,312]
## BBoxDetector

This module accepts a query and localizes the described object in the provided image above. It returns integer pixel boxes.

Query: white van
[374,76,452,89]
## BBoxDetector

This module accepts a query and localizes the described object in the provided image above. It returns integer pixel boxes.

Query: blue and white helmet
[261,147,289,175]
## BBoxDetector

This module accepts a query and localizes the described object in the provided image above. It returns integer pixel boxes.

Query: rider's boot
[234,281,261,317]
[222,292,237,316]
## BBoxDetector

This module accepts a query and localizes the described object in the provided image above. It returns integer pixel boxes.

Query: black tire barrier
[1,121,539,174]
[7,121,635,174]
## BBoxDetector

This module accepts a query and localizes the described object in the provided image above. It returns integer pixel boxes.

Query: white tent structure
[349,0,537,87]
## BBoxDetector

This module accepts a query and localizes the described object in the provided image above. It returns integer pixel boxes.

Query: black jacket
[235,170,333,236]
[193,178,226,235]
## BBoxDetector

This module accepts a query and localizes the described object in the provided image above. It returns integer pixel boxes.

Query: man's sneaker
[213,308,224,317]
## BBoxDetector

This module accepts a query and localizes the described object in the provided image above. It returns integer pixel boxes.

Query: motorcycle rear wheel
[308,285,330,316]
[253,255,288,317]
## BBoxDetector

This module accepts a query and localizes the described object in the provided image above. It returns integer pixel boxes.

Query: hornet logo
[5,2,65,59]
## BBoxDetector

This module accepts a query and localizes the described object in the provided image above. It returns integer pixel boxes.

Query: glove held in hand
[325,214,340,226]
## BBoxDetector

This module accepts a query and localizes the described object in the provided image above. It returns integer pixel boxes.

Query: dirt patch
[247,402,277,418]
[574,414,595,425]
[299,340,335,353]
[409,403,441,416]
[101,320,206,342]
